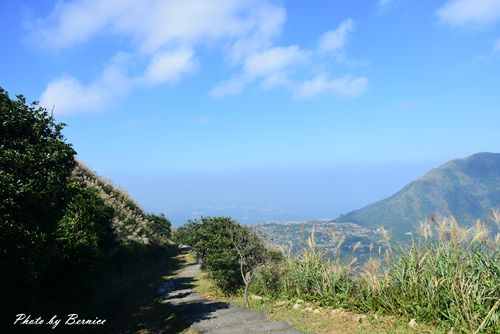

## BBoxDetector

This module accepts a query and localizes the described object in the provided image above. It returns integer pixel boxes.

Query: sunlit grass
[250,215,499,333]
[193,270,439,334]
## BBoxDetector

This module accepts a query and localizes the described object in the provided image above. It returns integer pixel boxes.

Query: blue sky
[1,0,500,225]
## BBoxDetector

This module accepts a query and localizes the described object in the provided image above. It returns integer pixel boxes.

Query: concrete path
[158,263,304,334]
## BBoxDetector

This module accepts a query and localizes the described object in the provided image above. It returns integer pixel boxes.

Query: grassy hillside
[72,162,170,246]
[338,152,500,236]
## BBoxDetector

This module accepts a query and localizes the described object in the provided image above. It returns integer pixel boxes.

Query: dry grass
[193,271,438,334]
[250,215,499,333]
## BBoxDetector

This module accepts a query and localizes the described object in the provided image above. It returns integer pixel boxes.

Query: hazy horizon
[101,158,450,226]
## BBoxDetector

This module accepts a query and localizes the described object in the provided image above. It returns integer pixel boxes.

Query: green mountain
[338,152,500,237]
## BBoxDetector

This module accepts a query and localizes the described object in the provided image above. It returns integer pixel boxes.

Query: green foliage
[175,217,242,293]
[55,182,115,266]
[375,241,499,332]
[0,88,76,224]
[251,219,500,333]
[0,87,174,320]
[148,213,172,241]
[0,87,76,310]
[175,216,275,294]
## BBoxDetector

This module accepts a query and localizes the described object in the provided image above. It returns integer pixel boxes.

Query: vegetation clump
[178,213,498,332]
[249,216,499,333]
[0,87,173,322]
[174,216,281,306]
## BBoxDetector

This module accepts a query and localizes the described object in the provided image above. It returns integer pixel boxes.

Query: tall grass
[251,216,500,333]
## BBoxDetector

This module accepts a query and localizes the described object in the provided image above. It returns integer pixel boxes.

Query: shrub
[55,182,115,267]
[175,217,244,293]
[148,213,172,241]
[0,87,174,324]
[175,216,277,297]
[0,87,76,314]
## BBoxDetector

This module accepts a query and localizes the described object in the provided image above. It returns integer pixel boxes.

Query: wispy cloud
[293,74,368,100]
[141,48,197,85]
[211,19,367,100]
[317,19,354,56]
[211,45,309,97]
[29,0,368,114]
[243,46,309,78]
[436,0,500,28]
[40,54,131,115]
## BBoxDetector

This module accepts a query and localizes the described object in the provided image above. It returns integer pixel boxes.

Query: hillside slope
[72,162,170,246]
[338,152,500,236]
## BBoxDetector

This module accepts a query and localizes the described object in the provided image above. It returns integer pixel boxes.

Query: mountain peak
[338,153,500,236]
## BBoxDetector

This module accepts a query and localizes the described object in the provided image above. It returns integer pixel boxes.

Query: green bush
[175,217,243,293]
[148,213,172,242]
[0,87,76,314]
[175,216,276,295]
[55,182,115,267]
[0,87,174,322]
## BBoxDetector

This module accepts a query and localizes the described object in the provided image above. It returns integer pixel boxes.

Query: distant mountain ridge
[338,152,500,236]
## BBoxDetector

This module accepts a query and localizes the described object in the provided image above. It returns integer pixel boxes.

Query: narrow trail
[160,262,304,334]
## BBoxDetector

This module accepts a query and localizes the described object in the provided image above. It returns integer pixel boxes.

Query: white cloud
[294,74,368,100]
[28,0,126,50]
[260,72,291,90]
[142,48,196,85]
[210,77,247,98]
[437,0,500,27]
[243,46,309,78]
[40,60,131,115]
[211,19,367,99]
[210,46,308,98]
[31,0,291,114]
[226,3,286,63]
[31,1,367,112]
[29,0,283,55]
[318,19,355,55]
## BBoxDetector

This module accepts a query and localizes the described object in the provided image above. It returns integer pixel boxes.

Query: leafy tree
[0,86,176,323]
[55,182,115,267]
[0,87,76,297]
[229,226,269,307]
[175,216,280,299]
[186,217,242,292]
[148,213,172,240]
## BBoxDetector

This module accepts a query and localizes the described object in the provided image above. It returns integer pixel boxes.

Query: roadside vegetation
[0,87,174,327]
[173,216,282,306]
[193,270,440,334]
[180,214,499,333]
